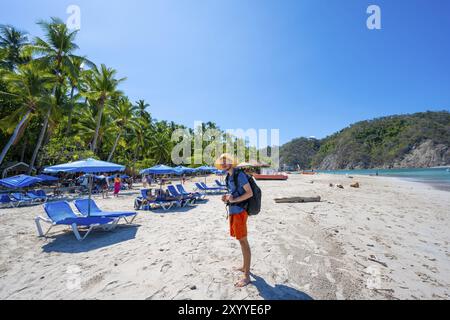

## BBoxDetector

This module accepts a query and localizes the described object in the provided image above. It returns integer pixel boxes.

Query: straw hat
[214,153,238,169]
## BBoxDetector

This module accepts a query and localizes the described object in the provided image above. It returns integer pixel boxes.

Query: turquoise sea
[317,167,450,191]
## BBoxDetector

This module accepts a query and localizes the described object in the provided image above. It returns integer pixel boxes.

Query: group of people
[79,174,133,198]
[142,174,188,189]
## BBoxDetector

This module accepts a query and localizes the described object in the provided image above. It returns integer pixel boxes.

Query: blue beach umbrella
[0,174,43,189]
[195,165,216,173]
[35,174,59,182]
[174,166,196,175]
[139,165,176,175]
[44,158,125,216]
[44,158,125,173]
[139,165,176,189]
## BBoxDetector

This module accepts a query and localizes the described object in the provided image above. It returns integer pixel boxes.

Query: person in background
[143,175,148,188]
[98,173,109,199]
[147,175,153,186]
[113,174,121,197]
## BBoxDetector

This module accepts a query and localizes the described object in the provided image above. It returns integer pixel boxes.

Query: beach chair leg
[71,223,94,241]
[35,217,45,237]
[128,214,138,224]
[35,216,54,237]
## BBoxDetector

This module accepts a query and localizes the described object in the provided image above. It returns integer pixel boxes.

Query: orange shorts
[229,210,248,240]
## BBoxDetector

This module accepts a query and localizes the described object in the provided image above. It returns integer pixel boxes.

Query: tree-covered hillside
[280,111,450,170]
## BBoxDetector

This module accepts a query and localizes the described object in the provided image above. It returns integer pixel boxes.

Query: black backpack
[226,169,262,216]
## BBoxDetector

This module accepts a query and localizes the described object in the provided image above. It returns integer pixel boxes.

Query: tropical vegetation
[0,18,265,174]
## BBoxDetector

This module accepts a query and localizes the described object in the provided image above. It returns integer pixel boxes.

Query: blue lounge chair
[215,180,227,188]
[0,194,15,208]
[26,191,47,203]
[167,185,196,206]
[74,199,137,224]
[196,182,225,194]
[202,182,226,191]
[10,192,36,206]
[31,190,50,201]
[35,201,119,241]
[176,184,205,200]
[137,189,178,211]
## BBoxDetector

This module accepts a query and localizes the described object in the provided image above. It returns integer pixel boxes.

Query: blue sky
[2,0,449,145]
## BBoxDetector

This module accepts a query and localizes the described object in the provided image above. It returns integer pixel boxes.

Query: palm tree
[73,106,115,152]
[0,24,30,71]
[83,64,126,153]
[27,18,91,174]
[65,55,88,135]
[135,99,150,122]
[127,115,154,170]
[0,64,55,166]
[107,97,138,161]
[148,126,173,164]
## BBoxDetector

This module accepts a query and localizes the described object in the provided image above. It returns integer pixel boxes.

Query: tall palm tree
[0,64,55,165]
[83,64,126,153]
[65,55,88,135]
[135,99,150,122]
[27,18,90,174]
[0,24,30,71]
[107,97,138,161]
[149,127,173,164]
[73,106,115,152]
[129,117,151,164]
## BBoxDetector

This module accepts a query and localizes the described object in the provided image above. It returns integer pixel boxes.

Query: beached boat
[252,168,288,181]
[301,171,317,175]
[253,174,288,181]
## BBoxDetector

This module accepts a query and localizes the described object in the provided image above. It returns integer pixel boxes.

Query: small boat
[301,171,317,175]
[253,174,288,181]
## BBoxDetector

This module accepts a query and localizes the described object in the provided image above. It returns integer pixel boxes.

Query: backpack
[226,169,262,216]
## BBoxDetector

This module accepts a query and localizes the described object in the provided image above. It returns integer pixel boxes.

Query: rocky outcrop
[394,140,450,168]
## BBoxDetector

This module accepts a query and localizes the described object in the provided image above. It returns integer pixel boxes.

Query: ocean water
[317,167,450,191]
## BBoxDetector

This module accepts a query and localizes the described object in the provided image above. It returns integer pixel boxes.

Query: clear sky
[2,0,449,145]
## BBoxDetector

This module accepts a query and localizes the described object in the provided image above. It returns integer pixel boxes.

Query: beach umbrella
[139,165,177,189]
[0,174,43,189]
[44,158,125,173]
[194,165,217,184]
[139,164,176,175]
[195,165,216,173]
[35,174,59,182]
[44,158,125,216]
[174,166,196,175]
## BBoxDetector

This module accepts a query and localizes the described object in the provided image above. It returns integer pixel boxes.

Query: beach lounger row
[0,190,49,208]
[35,199,138,241]
[194,182,227,194]
[135,184,207,211]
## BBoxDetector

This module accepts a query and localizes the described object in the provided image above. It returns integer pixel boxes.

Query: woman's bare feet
[234,276,251,287]
[233,266,245,273]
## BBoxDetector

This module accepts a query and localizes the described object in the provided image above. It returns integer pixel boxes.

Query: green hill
[280,111,450,170]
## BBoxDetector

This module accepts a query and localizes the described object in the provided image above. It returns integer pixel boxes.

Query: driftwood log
[274,196,321,204]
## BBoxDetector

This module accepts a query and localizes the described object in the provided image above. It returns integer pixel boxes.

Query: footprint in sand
[160,262,172,273]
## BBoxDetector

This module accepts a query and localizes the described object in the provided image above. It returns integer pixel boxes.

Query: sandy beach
[0,174,448,300]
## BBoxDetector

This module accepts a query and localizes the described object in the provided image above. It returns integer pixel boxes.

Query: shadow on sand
[42,224,140,253]
[251,273,313,300]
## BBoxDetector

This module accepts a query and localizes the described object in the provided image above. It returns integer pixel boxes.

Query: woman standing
[113,174,121,197]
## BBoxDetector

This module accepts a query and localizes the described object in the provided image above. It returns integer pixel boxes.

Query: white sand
[0,174,449,300]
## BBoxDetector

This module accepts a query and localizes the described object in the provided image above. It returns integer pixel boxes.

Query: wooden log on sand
[275,196,321,204]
